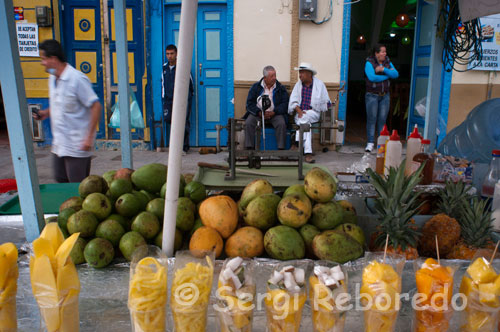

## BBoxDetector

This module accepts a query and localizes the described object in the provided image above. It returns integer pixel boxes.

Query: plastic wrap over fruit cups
[309,260,349,332]
[459,252,500,332]
[128,245,168,332]
[412,257,458,332]
[170,250,215,332]
[30,225,81,332]
[215,257,256,332]
[0,242,18,332]
[360,252,405,332]
[265,260,313,332]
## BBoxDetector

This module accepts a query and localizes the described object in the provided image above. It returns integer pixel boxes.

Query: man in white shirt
[34,39,101,182]
[288,63,331,164]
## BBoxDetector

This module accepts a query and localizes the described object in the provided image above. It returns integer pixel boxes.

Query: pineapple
[366,160,424,260]
[419,180,472,257]
[447,198,494,260]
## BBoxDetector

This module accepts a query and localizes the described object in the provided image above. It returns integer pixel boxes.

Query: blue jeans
[365,92,390,143]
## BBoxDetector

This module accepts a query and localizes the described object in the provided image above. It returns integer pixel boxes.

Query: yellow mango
[32,255,60,332]
[59,288,80,332]
[0,243,18,267]
[494,275,500,296]
[40,223,65,254]
[467,257,498,284]
[56,263,80,300]
[478,283,500,307]
[55,233,80,271]
[0,255,9,290]
[0,278,17,303]
[233,311,251,329]
[460,276,477,297]
[33,238,55,259]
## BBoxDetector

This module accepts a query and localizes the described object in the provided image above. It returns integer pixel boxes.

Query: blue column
[424,2,444,151]
[150,0,163,148]
[0,0,44,241]
[114,0,133,168]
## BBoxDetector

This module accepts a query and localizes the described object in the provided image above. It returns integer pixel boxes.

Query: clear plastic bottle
[412,139,435,185]
[405,125,422,176]
[384,130,402,176]
[482,150,500,198]
[376,125,391,175]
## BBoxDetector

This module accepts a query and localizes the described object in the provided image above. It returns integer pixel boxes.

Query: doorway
[164,3,230,147]
[345,0,416,145]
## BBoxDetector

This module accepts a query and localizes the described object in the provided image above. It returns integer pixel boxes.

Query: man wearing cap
[289,62,331,163]
[244,65,289,150]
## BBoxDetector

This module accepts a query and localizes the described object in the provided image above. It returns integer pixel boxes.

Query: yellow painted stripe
[112,52,135,84]
[110,8,133,41]
[13,0,51,7]
[25,79,49,98]
[21,61,48,78]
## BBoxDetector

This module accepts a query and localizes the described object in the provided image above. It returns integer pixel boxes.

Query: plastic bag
[415,97,427,117]
[109,87,145,129]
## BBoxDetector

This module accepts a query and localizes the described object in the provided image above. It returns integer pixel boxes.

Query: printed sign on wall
[16,23,39,57]
[469,14,500,71]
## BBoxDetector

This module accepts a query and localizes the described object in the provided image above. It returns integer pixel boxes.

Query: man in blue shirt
[162,44,194,154]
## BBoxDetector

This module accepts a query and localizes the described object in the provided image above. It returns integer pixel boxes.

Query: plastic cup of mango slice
[0,242,18,332]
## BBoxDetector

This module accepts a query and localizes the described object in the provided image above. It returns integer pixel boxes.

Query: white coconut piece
[331,270,345,282]
[324,276,338,287]
[222,268,235,282]
[227,257,243,271]
[231,273,243,290]
[330,266,342,275]
[294,268,305,284]
[282,265,295,273]
[269,270,283,285]
[284,272,298,290]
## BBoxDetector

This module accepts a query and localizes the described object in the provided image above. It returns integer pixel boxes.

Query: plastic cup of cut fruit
[170,250,215,332]
[0,295,17,332]
[128,245,168,332]
[216,257,256,332]
[459,252,500,332]
[412,257,457,332]
[264,260,312,332]
[360,252,405,332]
[310,260,349,332]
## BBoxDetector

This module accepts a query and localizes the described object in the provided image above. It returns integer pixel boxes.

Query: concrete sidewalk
[0,142,368,184]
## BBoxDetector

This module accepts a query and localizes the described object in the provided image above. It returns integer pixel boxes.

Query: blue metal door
[61,0,105,139]
[107,0,145,140]
[165,4,228,146]
[408,0,433,136]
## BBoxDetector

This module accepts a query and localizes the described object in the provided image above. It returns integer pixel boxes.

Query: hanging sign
[468,14,500,71]
[16,23,39,57]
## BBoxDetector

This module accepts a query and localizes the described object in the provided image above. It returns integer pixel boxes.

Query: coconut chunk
[284,272,298,290]
[331,270,345,282]
[282,265,295,273]
[227,257,243,271]
[231,273,243,290]
[269,270,283,285]
[222,268,235,282]
[294,268,305,284]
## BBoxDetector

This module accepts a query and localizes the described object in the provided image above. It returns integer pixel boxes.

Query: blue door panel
[107,0,145,140]
[61,0,105,139]
[165,4,227,147]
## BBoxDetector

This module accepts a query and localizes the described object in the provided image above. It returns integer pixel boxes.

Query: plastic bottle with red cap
[405,125,422,176]
[482,149,500,198]
[376,125,391,175]
[384,130,402,176]
[412,139,435,184]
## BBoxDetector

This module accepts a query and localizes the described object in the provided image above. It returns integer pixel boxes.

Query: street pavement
[0,142,368,184]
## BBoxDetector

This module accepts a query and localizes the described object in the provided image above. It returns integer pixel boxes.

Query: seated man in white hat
[288,62,331,163]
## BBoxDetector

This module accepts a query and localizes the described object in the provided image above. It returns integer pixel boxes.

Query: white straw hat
[294,62,317,75]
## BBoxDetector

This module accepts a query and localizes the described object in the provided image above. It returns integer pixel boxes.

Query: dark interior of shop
[345,0,416,144]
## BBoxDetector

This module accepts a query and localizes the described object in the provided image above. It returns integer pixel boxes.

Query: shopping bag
[108,87,145,129]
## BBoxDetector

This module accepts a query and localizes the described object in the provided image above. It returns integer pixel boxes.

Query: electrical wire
[438,0,483,72]
[312,0,333,25]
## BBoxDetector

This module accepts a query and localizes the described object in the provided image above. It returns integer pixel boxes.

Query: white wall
[452,63,500,84]
[298,0,344,83]
[234,0,343,84]
[234,0,292,82]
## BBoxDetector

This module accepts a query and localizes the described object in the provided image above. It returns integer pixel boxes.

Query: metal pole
[162,0,198,256]
[0,0,44,241]
[114,0,133,168]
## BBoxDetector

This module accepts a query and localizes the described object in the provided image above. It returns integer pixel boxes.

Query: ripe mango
[312,230,363,264]
[277,193,312,228]
[264,225,305,260]
[310,201,344,230]
[243,193,280,230]
[131,163,168,194]
[304,168,337,203]
[225,226,264,258]
[238,179,273,215]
